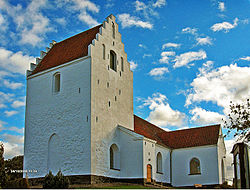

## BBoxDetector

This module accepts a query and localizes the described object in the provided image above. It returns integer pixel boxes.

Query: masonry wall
[24,57,91,178]
[172,145,219,187]
[89,15,134,177]
[217,127,227,184]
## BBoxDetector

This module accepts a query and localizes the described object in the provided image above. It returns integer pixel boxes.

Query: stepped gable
[134,115,220,149]
[30,24,102,76]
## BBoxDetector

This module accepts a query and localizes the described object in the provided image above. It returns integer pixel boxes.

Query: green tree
[0,142,6,188]
[223,99,250,141]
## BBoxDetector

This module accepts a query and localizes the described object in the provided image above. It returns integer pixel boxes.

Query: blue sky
[0,0,249,180]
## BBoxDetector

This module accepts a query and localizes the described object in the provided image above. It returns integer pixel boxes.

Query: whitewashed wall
[154,144,171,184]
[217,127,227,184]
[172,145,219,187]
[89,15,134,177]
[118,127,144,179]
[24,57,91,178]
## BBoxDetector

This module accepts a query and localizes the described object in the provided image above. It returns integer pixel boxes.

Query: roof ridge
[56,24,102,45]
[166,124,220,134]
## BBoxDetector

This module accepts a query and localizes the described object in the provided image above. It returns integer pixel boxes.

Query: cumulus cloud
[239,56,250,61]
[173,50,207,68]
[118,13,153,29]
[196,36,213,46]
[149,67,169,77]
[153,0,166,8]
[159,51,175,64]
[0,13,7,31]
[182,27,198,35]
[4,110,18,117]
[55,17,66,26]
[2,134,24,159]
[211,18,238,32]
[190,107,225,125]
[11,99,25,108]
[0,91,14,109]
[218,2,225,12]
[0,47,35,74]
[3,79,23,89]
[130,61,138,71]
[68,0,99,26]
[1,0,53,46]
[135,0,147,11]
[141,93,186,127]
[186,64,250,115]
[162,43,181,49]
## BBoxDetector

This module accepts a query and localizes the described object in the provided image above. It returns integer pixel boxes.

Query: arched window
[53,72,60,93]
[156,152,162,173]
[121,57,124,72]
[110,50,117,71]
[102,44,105,59]
[112,22,115,39]
[110,144,120,170]
[190,158,201,175]
[48,133,61,174]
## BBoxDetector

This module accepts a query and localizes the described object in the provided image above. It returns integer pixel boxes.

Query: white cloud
[240,56,250,61]
[143,54,152,58]
[1,0,53,46]
[11,99,25,108]
[173,50,207,68]
[0,13,7,31]
[159,51,175,64]
[211,18,238,32]
[118,13,153,29]
[0,91,14,109]
[130,61,138,71]
[4,110,18,117]
[190,107,225,125]
[55,17,66,25]
[70,0,99,26]
[135,0,147,11]
[2,134,24,159]
[186,64,250,115]
[218,2,225,12]
[196,36,213,46]
[153,0,166,8]
[138,43,146,48]
[162,43,181,49]
[182,27,198,35]
[0,47,35,74]
[3,79,23,89]
[149,67,169,77]
[142,93,186,127]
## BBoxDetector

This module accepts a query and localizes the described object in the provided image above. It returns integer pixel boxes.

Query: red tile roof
[30,24,102,75]
[134,115,220,149]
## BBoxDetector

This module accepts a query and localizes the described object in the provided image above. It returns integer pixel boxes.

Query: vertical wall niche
[110,50,117,71]
[48,134,61,174]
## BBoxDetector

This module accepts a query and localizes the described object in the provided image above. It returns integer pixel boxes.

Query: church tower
[24,15,133,180]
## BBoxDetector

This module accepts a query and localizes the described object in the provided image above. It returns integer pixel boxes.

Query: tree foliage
[43,170,69,189]
[0,142,6,188]
[223,99,250,141]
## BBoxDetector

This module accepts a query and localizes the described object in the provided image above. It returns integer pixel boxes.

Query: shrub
[43,170,69,189]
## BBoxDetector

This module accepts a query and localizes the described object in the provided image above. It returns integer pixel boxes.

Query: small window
[112,22,115,39]
[121,57,124,72]
[102,44,105,59]
[110,50,117,71]
[53,73,60,93]
[157,152,162,173]
[190,158,201,175]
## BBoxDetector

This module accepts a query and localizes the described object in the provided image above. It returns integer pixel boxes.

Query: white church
[24,15,227,187]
